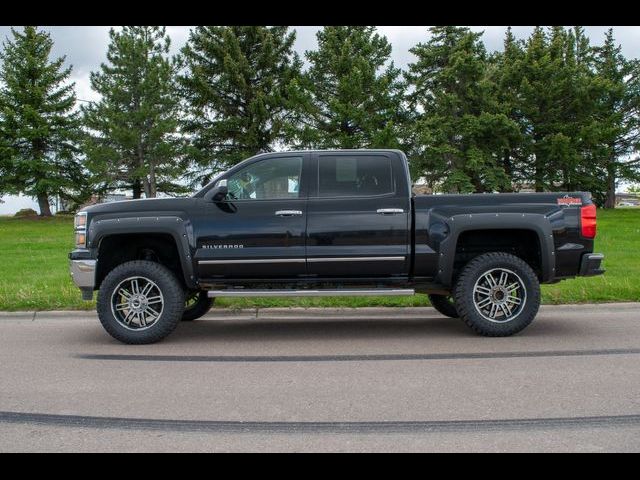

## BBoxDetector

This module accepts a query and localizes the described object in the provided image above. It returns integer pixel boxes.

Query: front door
[196,154,308,279]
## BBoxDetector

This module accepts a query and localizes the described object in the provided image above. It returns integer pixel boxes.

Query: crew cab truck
[69,149,604,344]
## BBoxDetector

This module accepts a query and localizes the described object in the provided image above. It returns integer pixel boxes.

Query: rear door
[196,153,310,279]
[305,151,411,277]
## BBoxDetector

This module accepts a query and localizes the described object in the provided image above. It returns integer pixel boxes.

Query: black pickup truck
[69,149,604,344]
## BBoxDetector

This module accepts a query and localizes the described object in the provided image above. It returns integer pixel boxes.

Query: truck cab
[192,149,412,282]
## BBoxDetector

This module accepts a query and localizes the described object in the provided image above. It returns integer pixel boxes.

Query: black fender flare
[88,215,197,290]
[433,212,555,287]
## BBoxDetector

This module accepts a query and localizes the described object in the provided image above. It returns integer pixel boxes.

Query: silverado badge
[557,195,582,206]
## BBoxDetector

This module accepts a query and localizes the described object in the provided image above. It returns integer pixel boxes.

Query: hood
[82,197,200,216]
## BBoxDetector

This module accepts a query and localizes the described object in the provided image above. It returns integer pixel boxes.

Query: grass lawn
[0,209,638,311]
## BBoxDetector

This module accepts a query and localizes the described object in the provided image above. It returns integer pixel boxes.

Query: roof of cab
[248,148,406,159]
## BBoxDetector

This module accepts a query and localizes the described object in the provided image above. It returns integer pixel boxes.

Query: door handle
[377,208,404,215]
[275,210,303,217]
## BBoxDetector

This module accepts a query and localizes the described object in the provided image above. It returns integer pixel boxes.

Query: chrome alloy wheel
[110,276,164,331]
[472,268,526,323]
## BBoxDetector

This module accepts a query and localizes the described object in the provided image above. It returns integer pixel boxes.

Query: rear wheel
[96,260,185,344]
[453,252,540,337]
[428,294,459,318]
[182,290,214,321]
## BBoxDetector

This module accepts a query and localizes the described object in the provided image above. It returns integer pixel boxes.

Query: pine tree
[178,26,302,186]
[592,29,640,207]
[406,26,518,193]
[82,26,185,199]
[512,27,598,194]
[0,26,85,216]
[292,26,406,150]
[487,27,527,190]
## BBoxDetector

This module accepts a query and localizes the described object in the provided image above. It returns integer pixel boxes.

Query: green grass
[0,215,89,311]
[0,209,638,311]
[541,208,640,304]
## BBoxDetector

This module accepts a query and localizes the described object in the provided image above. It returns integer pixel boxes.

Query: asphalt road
[1,303,639,452]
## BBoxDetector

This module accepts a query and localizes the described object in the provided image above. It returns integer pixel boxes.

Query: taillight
[581,204,597,238]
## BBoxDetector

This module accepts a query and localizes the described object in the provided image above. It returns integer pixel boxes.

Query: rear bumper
[579,253,605,277]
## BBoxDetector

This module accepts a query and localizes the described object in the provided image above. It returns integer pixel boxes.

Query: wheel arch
[434,213,555,287]
[89,216,197,290]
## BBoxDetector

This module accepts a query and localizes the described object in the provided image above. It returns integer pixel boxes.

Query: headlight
[74,212,88,248]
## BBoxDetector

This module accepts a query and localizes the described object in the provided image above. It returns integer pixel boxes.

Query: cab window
[318,155,394,197]
[227,156,303,200]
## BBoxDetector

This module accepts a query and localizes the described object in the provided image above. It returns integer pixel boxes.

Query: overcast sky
[1,26,639,213]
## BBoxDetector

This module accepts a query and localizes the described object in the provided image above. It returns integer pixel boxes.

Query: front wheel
[96,260,185,344]
[453,252,540,337]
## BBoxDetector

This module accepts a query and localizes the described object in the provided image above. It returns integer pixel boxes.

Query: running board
[206,289,415,298]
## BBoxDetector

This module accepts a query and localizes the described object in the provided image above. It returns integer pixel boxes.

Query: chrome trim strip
[198,258,306,265]
[307,256,405,263]
[207,289,415,297]
[199,256,405,265]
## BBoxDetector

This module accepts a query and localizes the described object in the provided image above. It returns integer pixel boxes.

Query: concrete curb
[0,302,637,322]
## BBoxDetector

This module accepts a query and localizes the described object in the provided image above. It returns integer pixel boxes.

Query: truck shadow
[71,313,580,347]
[175,317,467,341]
[162,315,576,344]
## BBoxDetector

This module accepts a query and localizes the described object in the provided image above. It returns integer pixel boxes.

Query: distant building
[104,193,130,203]
[79,193,133,210]
[616,192,640,206]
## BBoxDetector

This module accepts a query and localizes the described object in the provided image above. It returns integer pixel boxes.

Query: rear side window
[318,155,394,197]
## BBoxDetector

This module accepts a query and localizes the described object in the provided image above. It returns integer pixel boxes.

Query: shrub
[14,208,39,218]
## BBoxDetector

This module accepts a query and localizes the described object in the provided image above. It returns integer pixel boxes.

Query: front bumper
[69,259,96,288]
[579,253,605,276]
[69,256,97,301]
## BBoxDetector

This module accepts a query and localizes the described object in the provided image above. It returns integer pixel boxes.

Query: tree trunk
[148,161,157,198]
[138,141,151,198]
[502,151,514,192]
[534,153,544,192]
[142,177,151,198]
[604,166,616,209]
[471,175,486,193]
[132,178,142,199]
[37,193,52,217]
[533,134,544,192]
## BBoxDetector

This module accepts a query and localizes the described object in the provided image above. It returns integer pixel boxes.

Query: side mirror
[207,179,228,202]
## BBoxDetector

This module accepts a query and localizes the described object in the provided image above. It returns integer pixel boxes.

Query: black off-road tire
[96,260,185,344]
[182,291,214,321]
[453,252,541,337]
[428,294,459,318]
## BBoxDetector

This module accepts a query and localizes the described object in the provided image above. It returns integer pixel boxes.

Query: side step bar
[206,289,415,298]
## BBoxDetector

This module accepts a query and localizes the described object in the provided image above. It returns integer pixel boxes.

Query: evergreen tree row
[1,25,638,215]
